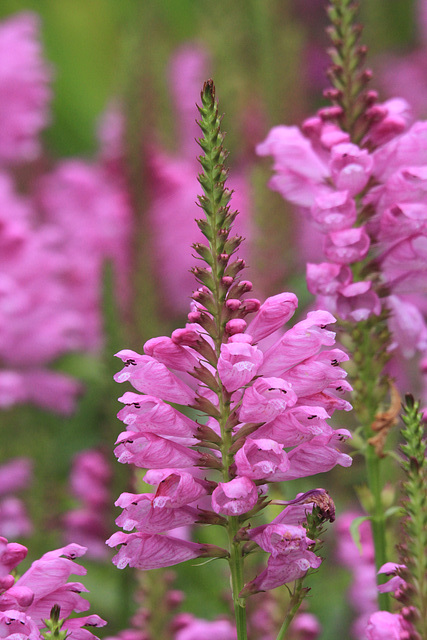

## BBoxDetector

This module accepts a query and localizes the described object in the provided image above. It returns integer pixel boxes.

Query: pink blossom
[114,352,196,405]
[174,616,237,640]
[246,292,298,342]
[0,458,32,497]
[239,377,297,423]
[0,542,105,633]
[0,497,32,540]
[107,531,228,570]
[0,610,40,640]
[0,13,51,164]
[329,143,373,195]
[246,523,313,557]
[256,126,329,207]
[217,339,264,392]
[0,538,27,577]
[114,431,204,470]
[310,190,357,232]
[211,477,258,516]
[323,227,370,264]
[114,493,198,533]
[365,611,411,640]
[240,549,322,595]
[62,615,107,640]
[234,439,290,480]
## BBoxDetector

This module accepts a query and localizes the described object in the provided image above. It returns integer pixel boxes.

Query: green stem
[365,446,389,610]
[275,580,304,640]
[228,517,247,640]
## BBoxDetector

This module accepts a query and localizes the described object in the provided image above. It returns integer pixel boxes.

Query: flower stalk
[196,79,248,640]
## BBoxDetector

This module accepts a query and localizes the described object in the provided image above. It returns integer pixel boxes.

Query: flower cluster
[0,11,132,413]
[108,293,351,587]
[0,536,106,640]
[107,81,351,624]
[257,88,427,363]
[0,12,51,164]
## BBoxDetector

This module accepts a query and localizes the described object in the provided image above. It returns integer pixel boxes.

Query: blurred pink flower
[0,12,51,164]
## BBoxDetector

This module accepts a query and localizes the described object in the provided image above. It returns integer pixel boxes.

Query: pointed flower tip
[202,78,215,99]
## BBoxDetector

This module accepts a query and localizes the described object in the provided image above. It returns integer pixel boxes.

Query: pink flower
[212,477,258,516]
[240,549,322,595]
[0,12,51,164]
[365,611,411,640]
[107,532,228,570]
[234,439,290,480]
[174,616,237,640]
[217,339,264,392]
[0,541,105,633]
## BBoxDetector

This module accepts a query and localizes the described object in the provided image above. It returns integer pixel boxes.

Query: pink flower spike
[246,292,298,342]
[107,532,228,570]
[0,12,52,164]
[217,340,263,392]
[212,477,258,516]
[234,438,290,480]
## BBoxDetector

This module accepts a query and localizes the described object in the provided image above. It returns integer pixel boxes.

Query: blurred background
[0,1,422,638]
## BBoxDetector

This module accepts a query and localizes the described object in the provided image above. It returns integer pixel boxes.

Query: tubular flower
[0,538,106,640]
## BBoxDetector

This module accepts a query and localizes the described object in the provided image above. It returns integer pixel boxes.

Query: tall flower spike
[110,80,352,640]
[325,0,376,142]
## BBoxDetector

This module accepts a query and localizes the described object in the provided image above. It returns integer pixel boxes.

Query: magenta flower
[110,291,350,586]
[212,477,258,516]
[365,611,412,640]
[174,615,237,640]
[0,539,105,640]
[106,531,228,570]
[257,95,427,388]
[0,12,51,164]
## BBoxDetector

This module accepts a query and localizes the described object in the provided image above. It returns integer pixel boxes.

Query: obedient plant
[108,79,352,640]
[257,0,427,612]
[0,536,106,640]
